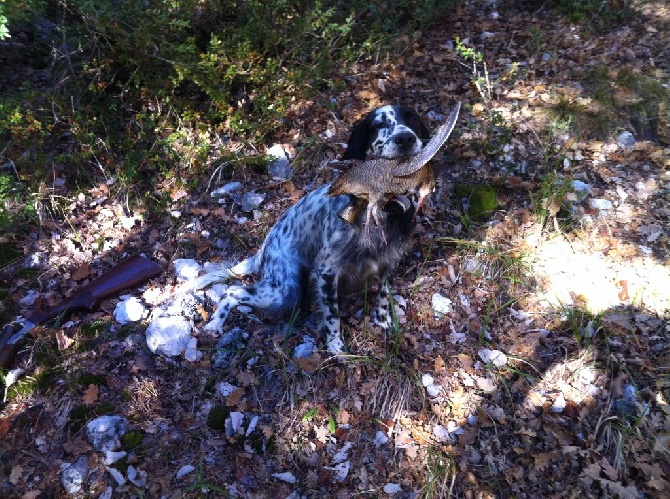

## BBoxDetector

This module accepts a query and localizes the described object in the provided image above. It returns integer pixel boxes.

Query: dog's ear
[342,118,371,160]
[398,105,431,141]
[417,120,431,141]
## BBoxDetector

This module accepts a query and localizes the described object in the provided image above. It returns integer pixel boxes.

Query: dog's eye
[408,117,420,126]
[374,122,388,130]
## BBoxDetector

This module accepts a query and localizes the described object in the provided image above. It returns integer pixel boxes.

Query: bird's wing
[390,101,461,176]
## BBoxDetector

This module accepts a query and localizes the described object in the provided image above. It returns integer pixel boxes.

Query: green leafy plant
[423,449,456,498]
[530,171,574,233]
[0,1,9,40]
[552,0,635,27]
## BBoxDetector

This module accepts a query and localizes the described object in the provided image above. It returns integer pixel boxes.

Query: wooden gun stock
[29,255,163,325]
[1,255,163,370]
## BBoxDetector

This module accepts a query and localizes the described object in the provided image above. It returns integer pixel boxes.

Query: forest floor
[1,1,669,498]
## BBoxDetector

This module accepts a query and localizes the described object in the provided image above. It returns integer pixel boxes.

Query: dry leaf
[56,331,75,351]
[226,387,245,407]
[62,436,92,456]
[434,355,446,372]
[294,354,322,372]
[0,418,11,437]
[82,384,99,405]
[617,280,630,301]
[533,451,559,471]
[336,409,351,425]
[72,264,91,281]
[598,478,639,499]
[654,433,670,454]
[9,466,23,485]
[456,353,473,372]
[130,354,149,373]
[482,404,507,424]
[315,425,330,444]
[601,458,619,481]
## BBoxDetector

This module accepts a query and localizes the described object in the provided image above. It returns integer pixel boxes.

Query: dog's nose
[394,132,417,151]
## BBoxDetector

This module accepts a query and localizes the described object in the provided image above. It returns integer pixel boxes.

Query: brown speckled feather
[389,101,461,176]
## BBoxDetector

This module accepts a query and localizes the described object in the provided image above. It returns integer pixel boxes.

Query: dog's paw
[326,334,347,356]
[370,309,393,331]
[204,316,223,333]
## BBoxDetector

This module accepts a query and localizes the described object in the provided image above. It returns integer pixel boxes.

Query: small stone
[103,450,127,465]
[176,465,195,479]
[332,442,353,464]
[218,327,248,348]
[267,144,294,180]
[241,191,266,212]
[145,316,192,357]
[383,483,403,494]
[184,336,202,362]
[105,467,125,486]
[433,425,452,443]
[114,296,146,324]
[294,336,316,358]
[446,420,464,435]
[426,384,442,398]
[551,392,567,413]
[272,471,297,484]
[127,465,147,487]
[246,415,259,436]
[421,373,434,387]
[374,430,389,448]
[616,131,636,149]
[478,348,508,367]
[225,412,245,437]
[60,456,89,494]
[211,182,244,197]
[86,415,128,452]
[23,252,48,269]
[173,258,202,281]
[588,198,613,211]
[570,180,591,202]
[217,382,239,398]
[431,293,453,315]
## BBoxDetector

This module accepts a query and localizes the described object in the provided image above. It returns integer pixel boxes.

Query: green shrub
[0,0,463,225]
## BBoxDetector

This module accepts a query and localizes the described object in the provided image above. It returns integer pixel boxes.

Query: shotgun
[0,254,163,370]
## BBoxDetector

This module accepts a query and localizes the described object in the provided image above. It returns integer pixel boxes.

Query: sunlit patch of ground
[529,234,669,316]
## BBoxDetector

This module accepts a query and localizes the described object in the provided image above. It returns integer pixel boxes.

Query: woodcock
[328,102,461,240]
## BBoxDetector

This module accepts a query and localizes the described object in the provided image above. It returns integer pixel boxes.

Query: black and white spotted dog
[203,105,431,353]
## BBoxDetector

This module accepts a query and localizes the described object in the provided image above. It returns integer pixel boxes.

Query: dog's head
[342,105,431,160]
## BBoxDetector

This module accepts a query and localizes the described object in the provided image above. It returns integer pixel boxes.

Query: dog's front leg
[204,285,255,333]
[313,263,345,354]
[370,274,395,331]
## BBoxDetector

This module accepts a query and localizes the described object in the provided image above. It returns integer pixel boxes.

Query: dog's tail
[250,254,307,320]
